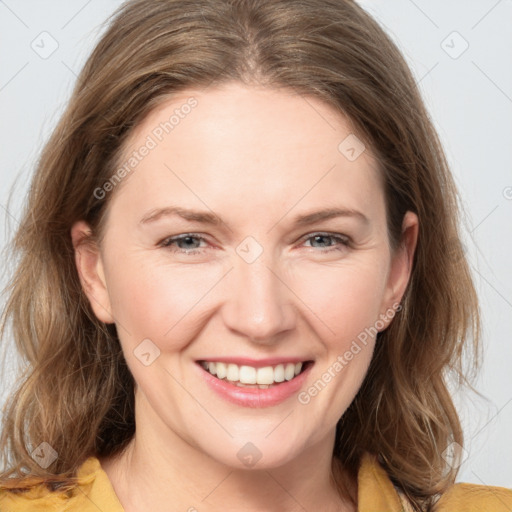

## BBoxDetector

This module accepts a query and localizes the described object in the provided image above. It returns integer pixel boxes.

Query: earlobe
[379,211,419,329]
[71,220,114,324]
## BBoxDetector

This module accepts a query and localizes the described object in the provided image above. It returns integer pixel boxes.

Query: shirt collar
[77,452,404,512]
[357,452,405,511]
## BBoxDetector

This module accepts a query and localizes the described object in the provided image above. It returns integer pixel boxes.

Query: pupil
[182,237,198,248]
[314,235,329,247]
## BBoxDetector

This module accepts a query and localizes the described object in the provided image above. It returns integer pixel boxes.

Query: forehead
[106,83,383,224]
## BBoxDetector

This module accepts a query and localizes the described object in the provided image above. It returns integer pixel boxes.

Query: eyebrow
[139,206,369,227]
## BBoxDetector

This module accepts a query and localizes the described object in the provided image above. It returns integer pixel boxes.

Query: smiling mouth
[197,360,314,389]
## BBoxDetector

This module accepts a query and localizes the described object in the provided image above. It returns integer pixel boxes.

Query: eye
[301,232,350,253]
[159,232,351,256]
[159,234,208,254]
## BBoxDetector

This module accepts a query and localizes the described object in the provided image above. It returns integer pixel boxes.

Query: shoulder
[434,481,512,511]
[0,456,123,512]
[0,484,82,512]
[397,482,512,512]
[359,452,512,512]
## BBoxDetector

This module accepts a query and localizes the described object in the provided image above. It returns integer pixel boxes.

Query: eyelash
[159,232,350,255]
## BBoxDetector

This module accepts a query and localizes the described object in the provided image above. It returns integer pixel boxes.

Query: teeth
[200,360,305,385]
[274,364,285,383]
[226,364,239,382]
[216,362,227,379]
[256,366,274,385]
[285,364,295,381]
[239,365,257,384]
[236,382,270,389]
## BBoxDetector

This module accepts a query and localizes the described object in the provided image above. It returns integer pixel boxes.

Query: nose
[221,252,296,344]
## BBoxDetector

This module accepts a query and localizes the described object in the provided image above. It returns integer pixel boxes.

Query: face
[72,82,417,470]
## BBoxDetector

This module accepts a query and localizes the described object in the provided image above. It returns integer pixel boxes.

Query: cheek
[105,256,223,347]
[105,246,389,357]
[288,259,388,343]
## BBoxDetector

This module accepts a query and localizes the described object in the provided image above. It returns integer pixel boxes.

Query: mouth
[196,360,314,389]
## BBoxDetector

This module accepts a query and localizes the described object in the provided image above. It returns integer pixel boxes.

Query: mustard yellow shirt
[1,452,511,511]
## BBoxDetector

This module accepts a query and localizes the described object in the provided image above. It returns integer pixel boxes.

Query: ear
[71,220,114,324]
[378,211,419,329]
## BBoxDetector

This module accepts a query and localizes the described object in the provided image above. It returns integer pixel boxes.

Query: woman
[1,0,511,511]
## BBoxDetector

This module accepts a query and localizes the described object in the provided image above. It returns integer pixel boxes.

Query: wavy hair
[0,1,481,510]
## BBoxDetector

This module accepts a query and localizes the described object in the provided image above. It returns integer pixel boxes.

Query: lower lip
[197,363,313,408]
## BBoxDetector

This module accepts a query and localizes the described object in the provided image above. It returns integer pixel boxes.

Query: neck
[100,392,356,512]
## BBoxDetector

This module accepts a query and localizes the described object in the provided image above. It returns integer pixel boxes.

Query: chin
[202,437,303,471]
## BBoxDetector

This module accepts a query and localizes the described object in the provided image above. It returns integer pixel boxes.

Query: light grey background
[1,0,511,487]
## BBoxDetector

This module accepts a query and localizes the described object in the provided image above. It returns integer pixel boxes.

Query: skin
[72,82,418,512]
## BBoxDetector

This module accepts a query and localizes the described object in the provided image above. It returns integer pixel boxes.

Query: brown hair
[0,1,481,510]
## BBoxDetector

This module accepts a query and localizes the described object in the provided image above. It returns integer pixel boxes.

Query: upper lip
[196,357,313,368]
